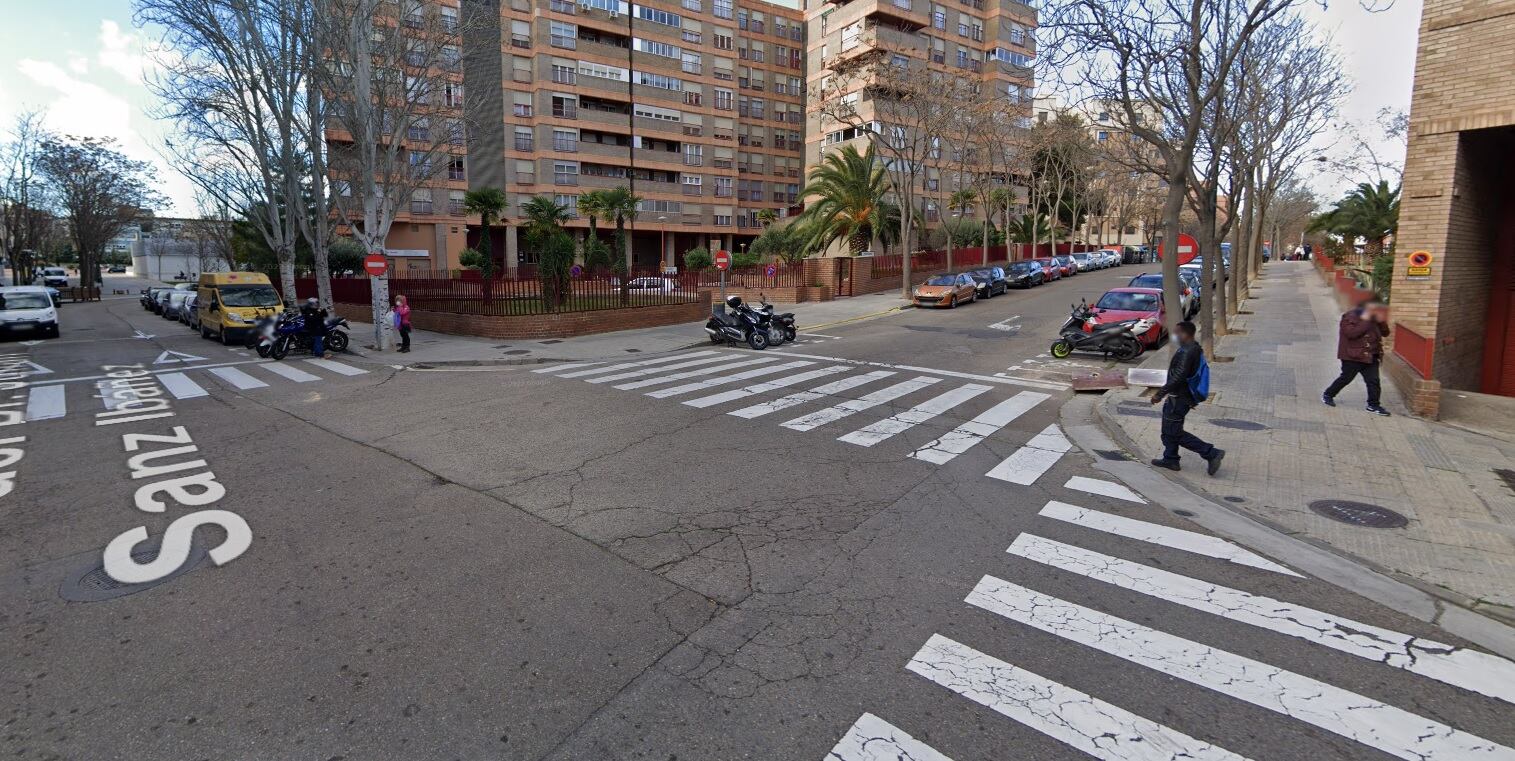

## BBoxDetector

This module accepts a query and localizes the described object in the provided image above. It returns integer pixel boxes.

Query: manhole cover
[624,348,642,353]
[1307,500,1408,529]
[59,539,208,602]
[1173,509,1196,517]
[1115,406,1161,419]
[1224,496,1246,503]
[539,339,563,345]
[1210,418,1268,431]
[502,349,530,356]
[1094,449,1130,461]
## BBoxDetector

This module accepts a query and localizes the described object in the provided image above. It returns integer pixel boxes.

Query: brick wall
[334,291,711,341]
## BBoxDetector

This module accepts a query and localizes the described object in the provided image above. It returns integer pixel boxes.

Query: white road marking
[1009,533,1515,706]
[157,372,209,399]
[555,351,719,379]
[259,363,321,383]
[304,358,368,376]
[825,712,954,761]
[909,391,1050,464]
[647,360,816,399]
[987,315,1020,331]
[966,576,1515,761]
[733,349,1068,391]
[1063,476,1146,503]
[585,353,738,384]
[683,366,849,409]
[153,349,207,364]
[533,361,607,374]
[729,370,898,419]
[612,357,778,391]
[24,385,65,421]
[782,376,942,432]
[207,366,269,390]
[1037,501,1300,576]
[984,424,1071,484]
[839,384,993,448]
[908,634,1249,761]
[798,333,842,339]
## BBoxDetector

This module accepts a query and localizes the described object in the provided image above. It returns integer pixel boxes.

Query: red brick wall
[334,292,711,340]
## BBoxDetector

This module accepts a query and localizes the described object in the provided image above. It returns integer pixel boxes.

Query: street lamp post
[658,215,668,272]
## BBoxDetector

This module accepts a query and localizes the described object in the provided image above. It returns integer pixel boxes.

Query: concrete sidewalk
[345,291,910,366]
[1098,261,1515,626]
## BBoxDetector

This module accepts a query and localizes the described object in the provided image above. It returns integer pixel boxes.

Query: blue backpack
[1187,354,1211,402]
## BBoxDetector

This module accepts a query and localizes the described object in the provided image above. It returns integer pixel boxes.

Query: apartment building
[1033,95,1164,250]
[433,0,808,273]
[802,0,1036,250]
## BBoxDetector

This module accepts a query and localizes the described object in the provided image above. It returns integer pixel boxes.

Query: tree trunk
[1159,174,1187,334]
[981,206,990,266]
[277,247,297,306]
[945,221,953,273]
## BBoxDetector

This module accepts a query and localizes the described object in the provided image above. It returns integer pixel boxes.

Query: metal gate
[835,257,854,298]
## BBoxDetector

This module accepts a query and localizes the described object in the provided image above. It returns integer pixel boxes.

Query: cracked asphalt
[3,277,1513,760]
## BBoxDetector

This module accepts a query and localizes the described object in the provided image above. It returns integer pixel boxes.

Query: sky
[0,0,1421,217]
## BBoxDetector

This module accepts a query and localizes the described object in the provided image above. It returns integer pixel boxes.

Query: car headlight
[224,313,246,323]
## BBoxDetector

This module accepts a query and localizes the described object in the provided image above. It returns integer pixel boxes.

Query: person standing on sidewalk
[1323,300,1391,416]
[301,297,328,359]
[1150,321,1225,475]
[394,295,412,353]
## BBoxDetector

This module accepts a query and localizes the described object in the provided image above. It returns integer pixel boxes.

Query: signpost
[714,249,731,305]
[1158,234,1200,265]
[363,254,388,277]
[1406,250,1433,280]
[365,253,390,351]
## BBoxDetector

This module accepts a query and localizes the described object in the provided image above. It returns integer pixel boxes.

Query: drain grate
[624,348,642,353]
[1224,496,1246,503]
[502,349,530,356]
[1210,418,1268,431]
[1094,449,1131,461]
[538,339,563,345]
[1115,406,1162,419]
[1307,500,1408,529]
[59,540,208,602]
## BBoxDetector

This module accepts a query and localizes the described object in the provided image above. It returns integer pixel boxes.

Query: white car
[0,286,60,338]
[35,267,69,288]
[626,277,679,294]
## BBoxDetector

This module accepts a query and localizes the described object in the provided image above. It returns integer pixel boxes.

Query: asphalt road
[4,270,1514,761]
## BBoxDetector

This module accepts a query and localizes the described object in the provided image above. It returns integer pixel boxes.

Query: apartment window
[714,214,732,226]
[635,38,680,58]
[956,49,968,68]
[408,152,433,175]
[932,8,945,29]
[514,127,534,151]
[579,61,627,80]
[748,98,764,119]
[447,119,464,145]
[682,0,701,10]
[553,195,580,217]
[681,29,702,44]
[449,190,466,215]
[440,6,458,31]
[683,144,703,166]
[580,0,627,13]
[681,52,702,74]
[551,64,576,84]
[683,91,702,106]
[714,33,733,50]
[1009,24,1026,45]
[550,21,577,48]
[957,21,968,36]
[552,96,578,118]
[736,10,748,29]
[443,83,464,108]
[750,19,763,34]
[970,24,983,41]
[635,5,682,26]
[635,199,683,213]
[714,88,733,110]
[551,0,575,11]
[713,0,732,18]
[634,104,682,121]
[681,174,702,195]
[636,71,683,90]
[714,177,733,197]
[1098,111,1110,121]
[410,189,432,214]
[440,45,461,69]
[448,156,466,180]
[407,118,430,141]
[554,161,579,185]
[553,129,578,151]
[1097,131,1109,142]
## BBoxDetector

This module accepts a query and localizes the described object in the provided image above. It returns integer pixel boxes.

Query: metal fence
[296,271,702,316]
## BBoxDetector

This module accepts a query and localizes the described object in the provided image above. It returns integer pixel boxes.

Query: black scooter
[754,295,797,345]
[1049,302,1150,362]
[704,297,771,350]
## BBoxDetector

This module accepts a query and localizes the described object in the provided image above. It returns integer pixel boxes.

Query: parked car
[0,286,60,338]
[159,289,192,318]
[912,273,978,308]
[1126,272,1197,319]
[1033,257,1063,281]
[968,267,1009,298]
[1053,255,1078,276]
[41,286,60,307]
[178,294,200,325]
[625,277,679,295]
[1089,287,1166,346]
[1006,260,1045,288]
[107,265,127,273]
[34,267,68,288]
[1070,252,1095,272]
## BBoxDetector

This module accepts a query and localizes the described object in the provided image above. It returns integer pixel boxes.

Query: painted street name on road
[0,354,37,498]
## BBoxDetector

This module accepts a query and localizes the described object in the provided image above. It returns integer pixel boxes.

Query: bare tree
[193,190,239,270]
[35,137,163,288]
[1,111,55,285]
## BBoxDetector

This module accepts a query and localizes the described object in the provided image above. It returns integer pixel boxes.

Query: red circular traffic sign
[1408,250,1432,267]
[714,250,731,271]
[1158,234,1200,265]
[364,254,388,277]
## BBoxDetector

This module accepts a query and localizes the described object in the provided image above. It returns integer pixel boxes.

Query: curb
[399,343,710,370]
[798,303,912,333]
[1066,377,1515,660]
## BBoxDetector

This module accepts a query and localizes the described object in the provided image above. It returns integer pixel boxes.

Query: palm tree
[1310,181,1400,263]
[990,187,1015,239]
[521,195,571,239]
[577,190,608,242]
[1005,213,1053,246]
[947,188,977,269]
[463,187,508,278]
[600,186,640,273]
[756,208,779,228]
[796,144,895,256]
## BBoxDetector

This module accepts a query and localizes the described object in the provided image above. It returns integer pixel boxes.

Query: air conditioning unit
[608,10,618,18]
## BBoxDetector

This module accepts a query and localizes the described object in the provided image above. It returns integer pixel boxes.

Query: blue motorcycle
[269,313,350,359]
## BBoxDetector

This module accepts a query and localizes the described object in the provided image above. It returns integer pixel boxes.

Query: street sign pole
[713,249,731,306]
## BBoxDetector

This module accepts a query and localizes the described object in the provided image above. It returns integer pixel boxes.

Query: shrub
[458,248,487,269]
[683,246,712,271]
[583,237,614,270]
[733,249,762,268]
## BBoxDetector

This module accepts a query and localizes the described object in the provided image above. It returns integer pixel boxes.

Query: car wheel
[220,328,233,346]
[946,295,956,309]
[200,325,210,339]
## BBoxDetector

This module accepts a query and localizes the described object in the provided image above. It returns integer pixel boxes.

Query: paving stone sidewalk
[1099,261,1515,624]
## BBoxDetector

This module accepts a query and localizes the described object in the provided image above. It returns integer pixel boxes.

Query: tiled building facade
[1391,0,1515,414]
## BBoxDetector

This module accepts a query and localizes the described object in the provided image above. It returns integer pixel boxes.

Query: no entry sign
[364,254,388,277]
[1159,234,1200,265]
[714,250,731,271]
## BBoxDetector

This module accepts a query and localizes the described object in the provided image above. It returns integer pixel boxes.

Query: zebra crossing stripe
[984,424,1071,485]
[585,353,738,384]
[1063,476,1146,503]
[611,357,778,391]
[158,372,209,399]
[304,358,368,376]
[208,366,269,390]
[24,385,65,421]
[729,370,898,419]
[259,363,321,383]
[909,391,1050,464]
[1037,501,1300,576]
[533,361,607,374]
[646,360,816,399]
[838,383,992,448]
[682,366,849,409]
[781,376,942,432]
[965,576,1515,761]
[555,351,719,379]
[1008,533,1515,706]
[907,634,1249,761]
[825,713,955,761]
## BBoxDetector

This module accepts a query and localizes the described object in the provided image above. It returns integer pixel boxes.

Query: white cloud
[97,20,149,83]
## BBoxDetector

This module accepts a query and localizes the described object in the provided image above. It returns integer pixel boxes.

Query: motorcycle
[246,312,285,358]
[1048,301,1150,362]
[269,314,351,359]
[754,295,797,345]
[704,296,771,350]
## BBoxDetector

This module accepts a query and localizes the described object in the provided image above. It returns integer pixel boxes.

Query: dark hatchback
[968,267,1009,298]
[1006,260,1045,288]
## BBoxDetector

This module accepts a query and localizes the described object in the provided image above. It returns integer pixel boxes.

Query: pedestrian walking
[301,297,328,359]
[1150,321,1225,475]
[1323,300,1391,416]
[394,295,412,353]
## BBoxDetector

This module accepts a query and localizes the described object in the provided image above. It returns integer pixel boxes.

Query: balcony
[576,108,634,130]
[514,137,535,152]
[515,171,537,185]
[577,140,631,159]
[991,0,1037,19]
[449,201,466,216]
[682,184,702,196]
[576,173,627,189]
[867,0,928,30]
[830,23,925,68]
[410,200,433,214]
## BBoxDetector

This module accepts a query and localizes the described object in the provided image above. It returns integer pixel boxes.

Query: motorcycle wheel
[709,333,723,344]
[326,331,349,353]
[783,326,797,341]
[1112,338,1142,362]
[746,330,770,350]
[768,326,786,346]
[270,335,291,360]
[1050,340,1074,359]
[256,344,273,359]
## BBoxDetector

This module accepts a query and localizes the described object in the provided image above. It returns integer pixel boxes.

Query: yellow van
[197,272,284,345]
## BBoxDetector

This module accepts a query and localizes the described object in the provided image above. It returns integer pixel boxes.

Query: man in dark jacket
[1150,321,1225,475]
[300,297,328,359]
[1323,300,1390,416]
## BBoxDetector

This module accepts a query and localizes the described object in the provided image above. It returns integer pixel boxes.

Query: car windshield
[1073,254,1088,260]
[1010,263,1033,273]
[1096,291,1159,311]
[168,291,190,303]
[1129,275,1163,289]
[924,275,957,286]
[0,293,51,310]
[42,268,65,276]
[219,284,282,307]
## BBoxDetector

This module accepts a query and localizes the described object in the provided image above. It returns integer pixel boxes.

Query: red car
[1033,257,1064,280]
[1087,287,1167,346]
